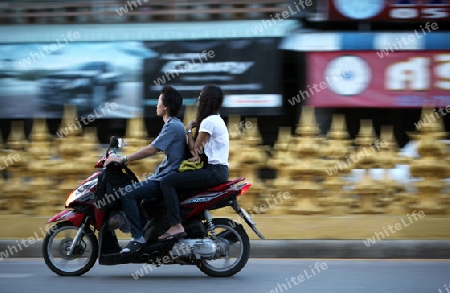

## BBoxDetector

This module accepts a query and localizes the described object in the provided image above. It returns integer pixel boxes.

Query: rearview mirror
[109,136,119,148]
[118,138,126,148]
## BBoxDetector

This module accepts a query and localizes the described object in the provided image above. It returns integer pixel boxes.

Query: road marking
[0,274,33,278]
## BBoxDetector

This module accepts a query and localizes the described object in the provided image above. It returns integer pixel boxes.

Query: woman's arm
[187,131,210,156]
[188,131,210,162]
[187,131,195,152]
[186,121,197,152]
[193,132,210,152]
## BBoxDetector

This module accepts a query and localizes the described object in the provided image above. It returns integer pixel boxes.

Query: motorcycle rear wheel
[42,221,98,276]
[197,218,250,277]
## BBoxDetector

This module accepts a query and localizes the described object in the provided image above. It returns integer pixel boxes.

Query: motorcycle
[42,136,265,277]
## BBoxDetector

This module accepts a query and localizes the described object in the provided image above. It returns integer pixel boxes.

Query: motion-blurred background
[0,0,450,240]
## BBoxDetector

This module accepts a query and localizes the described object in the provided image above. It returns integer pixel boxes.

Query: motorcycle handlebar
[95,136,126,169]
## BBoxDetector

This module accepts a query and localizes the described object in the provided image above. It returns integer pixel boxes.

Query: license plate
[240,208,256,225]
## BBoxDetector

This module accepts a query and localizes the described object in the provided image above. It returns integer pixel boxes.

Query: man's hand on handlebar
[104,155,123,167]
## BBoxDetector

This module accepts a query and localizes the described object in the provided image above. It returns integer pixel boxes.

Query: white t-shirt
[198,114,229,166]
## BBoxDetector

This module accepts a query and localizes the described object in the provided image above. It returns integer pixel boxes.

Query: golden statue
[3,121,30,214]
[408,108,448,214]
[347,120,385,214]
[321,114,353,215]
[286,106,325,215]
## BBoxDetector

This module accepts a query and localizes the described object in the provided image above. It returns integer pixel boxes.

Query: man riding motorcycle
[104,85,185,253]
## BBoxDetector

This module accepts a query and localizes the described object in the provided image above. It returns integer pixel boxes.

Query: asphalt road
[0,259,448,293]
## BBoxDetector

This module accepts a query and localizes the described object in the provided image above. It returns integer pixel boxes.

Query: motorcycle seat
[139,177,245,208]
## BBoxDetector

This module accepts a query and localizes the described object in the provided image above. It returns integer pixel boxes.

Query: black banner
[143,38,282,117]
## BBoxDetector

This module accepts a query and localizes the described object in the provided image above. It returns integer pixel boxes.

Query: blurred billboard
[143,38,283,117]
[0,41,154,118]
[307,51,450,107]
[328,0,450,21]
[0,38,284,118]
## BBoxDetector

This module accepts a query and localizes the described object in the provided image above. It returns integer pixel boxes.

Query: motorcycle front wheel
[42,221,98,276]
[197,218,250,277]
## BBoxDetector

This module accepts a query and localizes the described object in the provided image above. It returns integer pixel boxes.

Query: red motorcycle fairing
[47,210,85,227]
[65,171,102,207]
[206,177,245,191]
[179,179,250,219]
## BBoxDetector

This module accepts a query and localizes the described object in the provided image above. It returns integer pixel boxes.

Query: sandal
[158,231,187,242]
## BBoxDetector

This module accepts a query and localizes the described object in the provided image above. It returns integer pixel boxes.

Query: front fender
[47,210,85,227]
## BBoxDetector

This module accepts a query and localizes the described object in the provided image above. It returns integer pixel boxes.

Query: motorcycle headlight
[65,178,98,206]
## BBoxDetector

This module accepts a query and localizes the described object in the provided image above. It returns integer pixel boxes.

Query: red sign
[305,51,450,108]
[328,0,450,21]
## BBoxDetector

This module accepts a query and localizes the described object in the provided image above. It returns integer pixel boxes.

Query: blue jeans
[159,164,229,226]
[120,178,162,239]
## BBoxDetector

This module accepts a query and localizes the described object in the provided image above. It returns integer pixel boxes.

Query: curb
[249,240,450,259]
[1,240,450,259]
